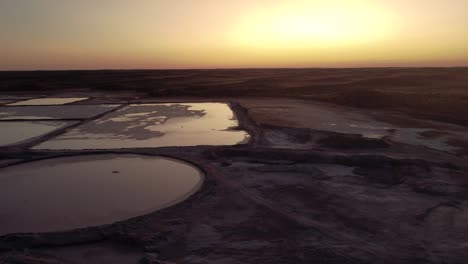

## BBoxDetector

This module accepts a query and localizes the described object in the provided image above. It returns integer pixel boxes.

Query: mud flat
[0,83,467,263]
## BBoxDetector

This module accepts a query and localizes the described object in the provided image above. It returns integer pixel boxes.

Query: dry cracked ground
[0,90,467,264]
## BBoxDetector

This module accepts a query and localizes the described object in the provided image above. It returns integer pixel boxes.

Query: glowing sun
[231,1,395,50]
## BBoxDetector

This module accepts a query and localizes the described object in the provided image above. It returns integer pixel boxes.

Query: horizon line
[2,65,468,72]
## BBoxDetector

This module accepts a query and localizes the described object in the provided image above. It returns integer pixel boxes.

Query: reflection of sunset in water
[0,154,203,234]
[34,103,250,150]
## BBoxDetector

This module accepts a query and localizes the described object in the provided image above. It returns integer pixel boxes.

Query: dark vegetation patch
[353,166,411,186]
[419,130,450,139]
[448,138,468,157]
[317,134,390,149]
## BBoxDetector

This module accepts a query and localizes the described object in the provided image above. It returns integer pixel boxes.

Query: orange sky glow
[1,0,467,70]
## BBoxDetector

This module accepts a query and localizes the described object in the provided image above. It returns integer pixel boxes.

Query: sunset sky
[1,0,467,70]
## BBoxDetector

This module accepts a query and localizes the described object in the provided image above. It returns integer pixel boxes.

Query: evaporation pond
[0,121,73,147]
[0,104,119,120]
[8,97,89,106]
[34,103,250,150]
[0,154,203,235]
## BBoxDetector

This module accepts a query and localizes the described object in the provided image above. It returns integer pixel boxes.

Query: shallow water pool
[0,121,72,147]
[0,104,119,120]
[0,154,203,235]
[8,97,89,106]
[34,103,250,150]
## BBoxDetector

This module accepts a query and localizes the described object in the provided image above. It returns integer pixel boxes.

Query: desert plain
[0,68,467,264]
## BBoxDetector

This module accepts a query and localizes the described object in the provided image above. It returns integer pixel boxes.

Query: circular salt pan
[0,154,203,235]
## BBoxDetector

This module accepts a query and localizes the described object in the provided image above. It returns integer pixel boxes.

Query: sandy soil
[0,70,467,264]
